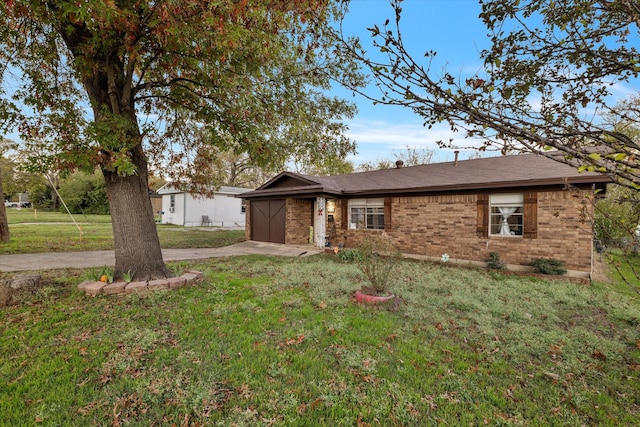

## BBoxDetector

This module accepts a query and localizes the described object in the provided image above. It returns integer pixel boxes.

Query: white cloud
[345,118,486,164]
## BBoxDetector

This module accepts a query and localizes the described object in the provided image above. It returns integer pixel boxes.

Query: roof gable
[256,171,321,190]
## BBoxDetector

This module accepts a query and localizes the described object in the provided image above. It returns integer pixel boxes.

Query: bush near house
[530,258,568,275]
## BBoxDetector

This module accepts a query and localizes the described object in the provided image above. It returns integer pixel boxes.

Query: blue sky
[338,0,491,165]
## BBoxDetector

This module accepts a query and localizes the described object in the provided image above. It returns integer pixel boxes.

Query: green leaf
[588,153,601,161]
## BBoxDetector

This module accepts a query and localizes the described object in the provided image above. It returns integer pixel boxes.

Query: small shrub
[101,267,114,283]
[84,266,113,282]
[530,258,567,275]
[83,267,103,282]
[356,234,402,295]
[335,248,362,263]
[121,270,133,283]
[168,263,186,277]
[486,252,505,270]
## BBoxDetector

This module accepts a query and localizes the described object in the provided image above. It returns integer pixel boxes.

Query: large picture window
[489,194,523,236]
[349,198,384,230]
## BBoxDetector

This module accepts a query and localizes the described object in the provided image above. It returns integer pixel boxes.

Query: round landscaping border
[354,289,395,305]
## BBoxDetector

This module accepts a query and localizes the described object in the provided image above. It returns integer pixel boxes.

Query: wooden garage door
[251,199,286,244]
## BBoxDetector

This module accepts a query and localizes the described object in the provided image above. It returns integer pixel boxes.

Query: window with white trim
[349,198,384,230]
[490,193,523,236]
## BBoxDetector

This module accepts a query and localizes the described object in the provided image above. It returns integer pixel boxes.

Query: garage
[250,199,286,244]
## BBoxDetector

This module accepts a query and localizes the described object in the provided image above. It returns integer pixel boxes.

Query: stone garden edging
[78,270,204,296]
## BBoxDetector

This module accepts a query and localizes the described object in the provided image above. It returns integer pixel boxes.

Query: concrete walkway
[0,241,325,272]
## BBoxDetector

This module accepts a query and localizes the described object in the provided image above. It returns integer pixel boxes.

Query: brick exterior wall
[244,200,251,240]
[331,189,594,275]
[285,198,313,245]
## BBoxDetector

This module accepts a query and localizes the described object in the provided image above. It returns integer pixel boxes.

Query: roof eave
[342,175,613,196]
[240,185,343,199]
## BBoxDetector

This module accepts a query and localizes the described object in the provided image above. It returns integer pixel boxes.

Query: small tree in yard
[356,234,402,295]
[0,137,17,242]
[58,170,109,215]
[0,1,362,280]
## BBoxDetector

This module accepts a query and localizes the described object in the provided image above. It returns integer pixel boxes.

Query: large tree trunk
[57,17,172,280]
[103,147,171,281]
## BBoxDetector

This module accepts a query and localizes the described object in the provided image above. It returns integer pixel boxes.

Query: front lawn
[1,255,638,425]
[1,208,245,254]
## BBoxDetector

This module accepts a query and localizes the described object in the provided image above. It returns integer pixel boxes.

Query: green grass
[606,249,640,296]
[1,255,638,426]
[1,208,245,254]
[5,208,113,224]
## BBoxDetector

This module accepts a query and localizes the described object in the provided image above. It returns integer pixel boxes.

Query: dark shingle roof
[242,154,612,199]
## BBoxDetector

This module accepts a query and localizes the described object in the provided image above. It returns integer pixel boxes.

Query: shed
[157,185,250,228]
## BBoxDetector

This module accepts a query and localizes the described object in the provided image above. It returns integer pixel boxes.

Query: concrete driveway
[0,241,324,272]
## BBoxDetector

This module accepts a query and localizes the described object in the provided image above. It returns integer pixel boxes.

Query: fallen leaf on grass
[544,371,560,381]
[385,333,398,342]
[422,394,437,410]
[237,383,253,399]
[548,344,562,354]
[283,334,305,347]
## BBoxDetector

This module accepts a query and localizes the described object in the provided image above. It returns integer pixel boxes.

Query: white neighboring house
[157,184,251,228]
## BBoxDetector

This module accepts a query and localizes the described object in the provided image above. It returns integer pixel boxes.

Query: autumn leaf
[544,371,560,381]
